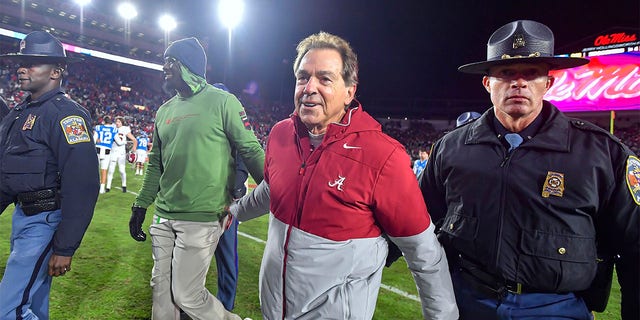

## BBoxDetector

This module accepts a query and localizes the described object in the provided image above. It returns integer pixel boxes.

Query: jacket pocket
[520,230,597,292]
[3,152,47,192]
[440,213,478,241]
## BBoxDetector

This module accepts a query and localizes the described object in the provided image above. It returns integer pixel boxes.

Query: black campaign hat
[458,20,588,74]
[0,31,82,63]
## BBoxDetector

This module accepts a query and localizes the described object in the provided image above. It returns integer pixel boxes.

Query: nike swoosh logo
[343,143,361,149]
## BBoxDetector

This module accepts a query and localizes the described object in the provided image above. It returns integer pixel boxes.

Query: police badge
[542,171,565,198]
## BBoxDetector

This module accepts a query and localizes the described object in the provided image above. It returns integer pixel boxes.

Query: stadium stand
[1,37,638,161]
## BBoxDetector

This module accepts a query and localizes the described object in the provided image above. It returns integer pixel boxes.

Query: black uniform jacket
[0,89,100,256]
[420,102,639,316]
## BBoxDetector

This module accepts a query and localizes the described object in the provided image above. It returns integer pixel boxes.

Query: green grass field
[0,166,622,319]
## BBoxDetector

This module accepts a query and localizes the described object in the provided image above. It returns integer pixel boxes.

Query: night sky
[89,0,640,118]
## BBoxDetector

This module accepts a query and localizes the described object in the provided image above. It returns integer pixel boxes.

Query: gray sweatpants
[149,217,242,320]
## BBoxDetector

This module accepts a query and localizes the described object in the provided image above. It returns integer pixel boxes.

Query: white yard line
[238,231,267,244]
[379,283,420,302]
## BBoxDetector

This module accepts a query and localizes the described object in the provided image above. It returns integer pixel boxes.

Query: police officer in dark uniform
[0,31,99,319]
[419,20,639,319]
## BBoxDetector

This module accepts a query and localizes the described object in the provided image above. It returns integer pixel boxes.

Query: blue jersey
[413,159,427,177]
[136,136,150,152]
[94,124,117,149]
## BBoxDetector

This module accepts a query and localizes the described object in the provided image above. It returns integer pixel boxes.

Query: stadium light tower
[159,14,177,47]
[218,0,244,30]
[159,15,177,32]
[74,0,91,34]
[118,2,138,20]
[118,2,138,43]
[218,0,244,82]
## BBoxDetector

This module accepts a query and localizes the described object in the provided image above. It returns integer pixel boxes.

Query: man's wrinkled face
[294,49,356,134]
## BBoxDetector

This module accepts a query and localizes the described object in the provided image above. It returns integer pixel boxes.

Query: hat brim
[458,56,589,74]
[0,53,84,64]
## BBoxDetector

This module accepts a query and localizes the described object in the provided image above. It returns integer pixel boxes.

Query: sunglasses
[163,57,180,68]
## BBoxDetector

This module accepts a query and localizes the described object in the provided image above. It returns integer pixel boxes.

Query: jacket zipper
[495,149,513,270]
[281,152,310,319]
[299,162,306,175]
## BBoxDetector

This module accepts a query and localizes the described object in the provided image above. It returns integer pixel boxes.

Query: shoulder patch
[239,110,252,130]
[626,155,640,206]
[60,116,91,144]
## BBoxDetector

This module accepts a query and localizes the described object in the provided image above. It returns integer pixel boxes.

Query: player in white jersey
[106,116,137,192]
[93,116,117,194]
[135,131,151,175]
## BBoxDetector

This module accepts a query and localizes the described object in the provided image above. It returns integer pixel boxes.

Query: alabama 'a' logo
[328,175,346,191]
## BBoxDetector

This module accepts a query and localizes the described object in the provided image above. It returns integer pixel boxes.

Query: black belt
[16,188,60,216]
[455,254,540,299]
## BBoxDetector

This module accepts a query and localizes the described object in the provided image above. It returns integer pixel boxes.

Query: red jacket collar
[291,99,381,144]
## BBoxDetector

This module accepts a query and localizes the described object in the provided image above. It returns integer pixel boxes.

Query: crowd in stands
[1,53,639,162]
[617,125,640,156]
[382,120,444,159]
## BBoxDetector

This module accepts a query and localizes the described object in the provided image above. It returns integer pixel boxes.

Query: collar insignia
[542,171,564,198]
[626,156,640,205]
[22,114,37,130]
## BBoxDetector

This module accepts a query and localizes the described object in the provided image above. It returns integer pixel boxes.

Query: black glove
[383,234,404,267]
[129,205,147,242]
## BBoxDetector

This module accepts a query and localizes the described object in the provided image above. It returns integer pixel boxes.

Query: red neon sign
[545,52,640,112]
[593,33,637,46]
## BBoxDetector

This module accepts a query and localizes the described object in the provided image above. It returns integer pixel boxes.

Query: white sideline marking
[379,284,420,302]
[237,231,420,302]
[120,187,419,302]
[238,231,267,244]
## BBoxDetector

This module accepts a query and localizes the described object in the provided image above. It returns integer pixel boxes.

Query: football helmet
[127,152,137,163]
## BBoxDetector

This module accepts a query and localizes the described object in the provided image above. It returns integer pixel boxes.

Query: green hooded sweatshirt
[135,78,264,222]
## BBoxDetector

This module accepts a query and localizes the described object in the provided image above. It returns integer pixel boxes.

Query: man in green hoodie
[128,37,263,320]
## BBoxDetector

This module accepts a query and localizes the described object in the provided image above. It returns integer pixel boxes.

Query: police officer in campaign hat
[419,20,639,319]
[0,31,99,319]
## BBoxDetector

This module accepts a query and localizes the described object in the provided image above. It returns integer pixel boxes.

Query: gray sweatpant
[149,216,242,320]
